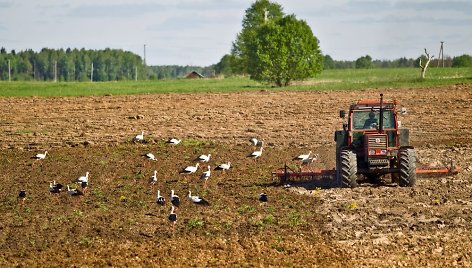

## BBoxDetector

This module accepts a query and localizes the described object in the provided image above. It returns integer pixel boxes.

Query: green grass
[0,68,471,97]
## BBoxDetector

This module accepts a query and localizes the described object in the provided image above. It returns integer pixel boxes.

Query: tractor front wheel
[338,149,358,188]
[398,148,417,187]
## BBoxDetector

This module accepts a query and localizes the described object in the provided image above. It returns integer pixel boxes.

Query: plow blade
[416,162,461,178]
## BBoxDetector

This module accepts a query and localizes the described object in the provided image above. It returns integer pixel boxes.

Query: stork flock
[19,133,318,231]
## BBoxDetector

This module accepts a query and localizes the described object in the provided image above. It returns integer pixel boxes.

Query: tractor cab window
[352,110,395,130]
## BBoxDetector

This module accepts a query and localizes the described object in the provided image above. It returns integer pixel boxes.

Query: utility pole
[144,44,147,80]
[54,61,57,82]
[135,66,138,81]
[8,59,11,82]
[437,41,444,68]
[90,62,93,82]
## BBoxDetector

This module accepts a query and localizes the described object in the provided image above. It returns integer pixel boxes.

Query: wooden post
[419,48,434,79]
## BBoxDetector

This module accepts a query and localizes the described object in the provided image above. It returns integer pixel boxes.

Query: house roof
[186,71,204,78]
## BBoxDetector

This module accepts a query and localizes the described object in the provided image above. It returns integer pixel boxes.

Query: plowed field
[1,83,471,267]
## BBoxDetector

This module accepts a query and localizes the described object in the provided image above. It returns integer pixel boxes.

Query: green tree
[247,14,323,86]
[355,55,373,69]
[215,54,235,76]
[232,0,284,74]
[323,55,335,70]
[452,54,472,67]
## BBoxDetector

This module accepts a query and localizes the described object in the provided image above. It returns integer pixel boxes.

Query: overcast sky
[1,0,471,66]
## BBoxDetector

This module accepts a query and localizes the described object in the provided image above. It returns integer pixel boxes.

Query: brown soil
[1,84,471,267]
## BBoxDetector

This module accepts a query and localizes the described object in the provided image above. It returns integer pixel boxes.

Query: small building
[186,71,204,79]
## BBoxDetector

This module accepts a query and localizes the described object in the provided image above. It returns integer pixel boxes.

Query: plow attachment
[273,161,461,186]
[416,160,461,178]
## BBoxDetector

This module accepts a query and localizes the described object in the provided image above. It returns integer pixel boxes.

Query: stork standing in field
[67,185,83,196]
[188,191,209,206]
[33,151,48,160]
[170,190,180,208]
[200,165,211,187]
[166,138,181,145]
[195,153,211,163]
[75,172,89,184]
[67,185,83,204]
[293,151,312,162]
[168,206,177,231]
[49,181,63,194]
[149,170,158,186]
[180,163,199,175]
[32,151,48,166]
[214,162,231,171]
[247,147,263,161]
[133,131,144,143]
[302,154,319,166]
[156,190,165,206]
[142,152,157,167]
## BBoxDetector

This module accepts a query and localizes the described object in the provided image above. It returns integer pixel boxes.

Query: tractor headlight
[380,149,387,155]
[369,149,376,155]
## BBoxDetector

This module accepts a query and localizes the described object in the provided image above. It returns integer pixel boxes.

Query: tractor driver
[363,111,378,129]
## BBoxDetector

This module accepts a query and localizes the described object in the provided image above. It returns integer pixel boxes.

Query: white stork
[170,190,180,207]
[200,165,211,187]
[156,190,165,206]
[180,163,199,175]
[133,131,144,143]
[188,191,209,206]
[302,154,319,166]
[168,206,177,231]
[196,153,211,162]
[49,181,63,194]
[149,170,158,185]
[75,172,89,184]
[167,138,181,145]
[67,185,83,197]
[248,147,263,161]
[214,162,231,171]
[293,151,312,161]
[32,151,48,160]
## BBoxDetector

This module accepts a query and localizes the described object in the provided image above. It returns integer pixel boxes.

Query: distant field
[0,68,471,97]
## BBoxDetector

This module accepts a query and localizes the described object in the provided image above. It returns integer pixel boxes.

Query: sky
[1,0,471,66]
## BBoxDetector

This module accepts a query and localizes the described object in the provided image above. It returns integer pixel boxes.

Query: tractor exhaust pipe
[379,93,384,134]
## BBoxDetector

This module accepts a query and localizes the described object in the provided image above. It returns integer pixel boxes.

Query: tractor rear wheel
[398,148,416,187]
[339,149,358,188]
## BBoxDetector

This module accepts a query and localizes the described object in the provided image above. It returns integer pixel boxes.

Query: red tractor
[335,94,416,187]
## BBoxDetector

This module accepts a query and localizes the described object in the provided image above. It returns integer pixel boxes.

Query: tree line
[321,54,472,69]
[0,47,149,82]
[215,53,472,76]
[0,47,219,81]
[1,45,470,82]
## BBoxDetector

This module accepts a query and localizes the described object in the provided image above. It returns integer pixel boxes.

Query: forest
[0,47,470,82]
